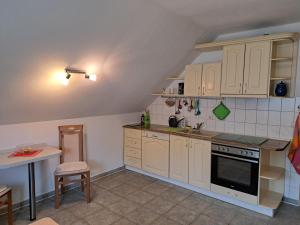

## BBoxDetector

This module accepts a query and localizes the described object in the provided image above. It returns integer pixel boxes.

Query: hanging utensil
[165,98,176,107]
[178,99,182,110]
[183,98,188,106]
[175,99,181,114]
[188,98,193,112]
[194,99,198,116]
[196,98,201,116]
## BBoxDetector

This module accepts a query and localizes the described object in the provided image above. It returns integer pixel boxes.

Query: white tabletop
[0,146,61,169]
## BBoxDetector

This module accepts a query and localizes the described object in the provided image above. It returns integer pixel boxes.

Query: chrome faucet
[195,122,204,130]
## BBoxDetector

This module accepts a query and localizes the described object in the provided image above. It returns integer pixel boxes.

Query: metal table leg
[28,162,36,221]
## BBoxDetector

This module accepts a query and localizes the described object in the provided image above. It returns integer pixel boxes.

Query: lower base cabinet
[170,135,211,189]
[142,136,169,177]
[170,135,189,183]
[189,139,211,190]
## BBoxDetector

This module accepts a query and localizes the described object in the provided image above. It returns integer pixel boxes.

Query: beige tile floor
[1,169,300,225]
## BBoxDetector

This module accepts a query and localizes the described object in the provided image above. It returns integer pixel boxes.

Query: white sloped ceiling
[0,0,299,125]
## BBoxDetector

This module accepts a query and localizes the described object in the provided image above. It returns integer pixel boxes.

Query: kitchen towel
[288,112,300,174]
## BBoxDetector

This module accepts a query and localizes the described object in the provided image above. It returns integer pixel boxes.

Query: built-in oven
[211,143,259,196]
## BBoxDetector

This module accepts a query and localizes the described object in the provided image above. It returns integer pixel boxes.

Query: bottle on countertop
[141,114,145,126]
[144,110,150,128]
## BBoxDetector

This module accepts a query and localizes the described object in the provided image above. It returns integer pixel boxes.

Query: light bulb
[61,77,70,86]
[87,73,97,81]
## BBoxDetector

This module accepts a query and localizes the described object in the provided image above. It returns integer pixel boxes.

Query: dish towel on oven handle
[288,112,300,174]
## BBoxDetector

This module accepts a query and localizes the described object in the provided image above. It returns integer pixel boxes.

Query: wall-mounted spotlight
[62,67,97,85]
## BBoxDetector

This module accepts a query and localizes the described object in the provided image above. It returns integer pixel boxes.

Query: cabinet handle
[244,83,247,94]
[239,83,242,94]
[202,86,205,95]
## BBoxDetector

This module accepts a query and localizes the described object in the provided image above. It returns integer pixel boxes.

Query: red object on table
[8,149,42,158]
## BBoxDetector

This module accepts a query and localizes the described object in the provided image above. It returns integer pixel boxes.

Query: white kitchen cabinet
[243,41,271,95]
[170,135,189,183]
[184,64,202,96]
[189,139,211,190]
[202,63,222,96]
[124,128,142,169]
[221,44,245,95]
[142,134,169,177]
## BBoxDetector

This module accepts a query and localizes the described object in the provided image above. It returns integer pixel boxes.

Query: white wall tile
[282,98,295,112]
[207,99,217,109]
[255,124,268,137]
[257,99,269,110]
[267,125,280,139]
[234,122,245,135]
[225,109,235,122]
[268,111,281,126]
[269,98,282,111]
[236,98,246,109]
[245,110,257,124]
[215,121,225,132]
[281,111,295,127]
[225,98,236,109]
[256,110,268,125]
[295,97,300,112]
[225,122,235,133]
[235,109,246,122]
[245,123,256,136]
[280,126,293,140]
[245,99,257,110]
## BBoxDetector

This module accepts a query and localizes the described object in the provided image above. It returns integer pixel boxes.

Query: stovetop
[213,133,268,146]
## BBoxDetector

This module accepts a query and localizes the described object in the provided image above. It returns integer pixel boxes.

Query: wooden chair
[29,217,58,225]
[0,187,13,225]
[54,125,91,209]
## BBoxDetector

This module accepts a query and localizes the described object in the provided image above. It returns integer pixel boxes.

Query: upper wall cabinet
[221,44,245,95]
[154,33,298,98]
[184,64,202,97]
[202,63,222,96]
[184,63,221,97]
[195,32,299,98]
[243,41,271,95]
[221,41,271,97]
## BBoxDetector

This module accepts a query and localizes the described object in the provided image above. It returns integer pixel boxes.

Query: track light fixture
[61,68,97,85]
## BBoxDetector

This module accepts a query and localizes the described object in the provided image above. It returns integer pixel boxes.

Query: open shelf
[260,165,285,180]
[152,93,184,98]
[271,57,292,61]
[259,190,283,209]
[270,77,291,81]
[166,77,184,81]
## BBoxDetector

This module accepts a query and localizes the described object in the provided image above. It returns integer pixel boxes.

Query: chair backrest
[58,125,83,164]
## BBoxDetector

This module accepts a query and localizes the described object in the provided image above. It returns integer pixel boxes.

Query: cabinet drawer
[124,147,141,158]
[142,131,169,141]
[124,156,141,168]
[211,184,258,205]
[124,137,141,149]
[124,128,141,139]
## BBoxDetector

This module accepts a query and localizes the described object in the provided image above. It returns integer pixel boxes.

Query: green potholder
[213,101,230,120]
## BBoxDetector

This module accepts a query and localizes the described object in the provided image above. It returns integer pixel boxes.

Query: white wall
[0,112,140,204]
[148,22,300,202]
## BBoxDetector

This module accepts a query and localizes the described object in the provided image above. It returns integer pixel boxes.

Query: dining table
[0,145,61,221]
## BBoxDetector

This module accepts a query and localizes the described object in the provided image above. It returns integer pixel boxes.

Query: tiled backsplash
[148,97,299,140]
[147,96,300,201]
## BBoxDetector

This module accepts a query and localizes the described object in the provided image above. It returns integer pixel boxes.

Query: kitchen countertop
[123,123,290,151]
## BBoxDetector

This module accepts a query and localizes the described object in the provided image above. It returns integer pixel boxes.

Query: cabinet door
[142,137,169,177]
[221,44,245,95]
[202,63,222,96]
[184,64,202,96]
[170,135,189,183]
[189,139,211,190]
[243,41,271,95]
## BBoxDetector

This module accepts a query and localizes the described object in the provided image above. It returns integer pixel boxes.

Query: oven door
[211,151,259,196]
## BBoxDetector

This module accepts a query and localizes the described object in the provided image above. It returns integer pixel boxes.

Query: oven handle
[212,152,259,164]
